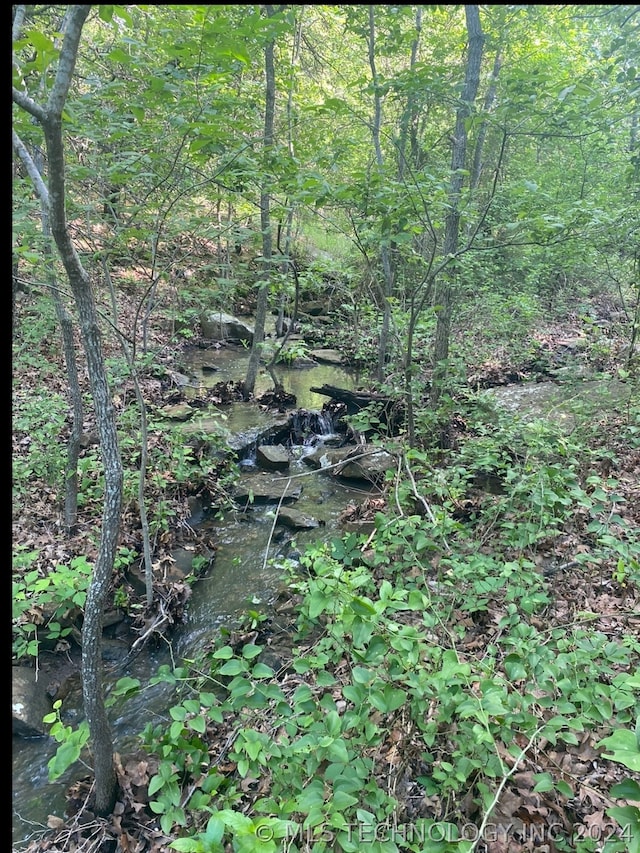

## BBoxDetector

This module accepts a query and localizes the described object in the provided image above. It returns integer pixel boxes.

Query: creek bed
[12,351,372,847]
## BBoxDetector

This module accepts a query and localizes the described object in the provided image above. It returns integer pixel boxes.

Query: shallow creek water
[12,350,374,847]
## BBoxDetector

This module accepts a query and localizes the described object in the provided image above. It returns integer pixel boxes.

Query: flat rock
[256,444,291,471]
[276,507,319,530]
[303,446,353,471]
[160,403,195,421]
[200,311,254,344]
[310,348,344,365]
[233,473,302,505]
[337,446,396,483]
[303,444,396,483]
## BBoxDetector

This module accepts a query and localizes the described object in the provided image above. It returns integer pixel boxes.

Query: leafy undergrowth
[17,399,640,853]
[12,285,640,852]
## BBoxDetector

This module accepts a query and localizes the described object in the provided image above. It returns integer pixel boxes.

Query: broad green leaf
[606,805,640,853]
[212,646,234,659]
[555,780,574,798]
[611,779,640,801]
[251,662,274,678]
[218,659,247,676]
[599,729,640,772]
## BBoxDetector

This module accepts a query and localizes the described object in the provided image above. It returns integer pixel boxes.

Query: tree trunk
[13,4,123,817]
[243,5,277,399]
[14,134,86,531]
[367,6,395,383]
[470,47,502,192]
[395,6,425,447]
[430,6,484,413]
[397,7,422,183]
[42,188,84,534]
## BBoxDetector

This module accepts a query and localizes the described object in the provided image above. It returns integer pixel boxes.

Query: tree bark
[12,132,85,532]
[243,5,277,399]
[367,6,394,382]
[430,5,484,412]
[470,47,502,192]
[13,4,122,817]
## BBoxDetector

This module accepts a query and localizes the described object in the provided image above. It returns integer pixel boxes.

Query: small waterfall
[238,439,258,467]
[289,409,335,446]
[315,410,335,436]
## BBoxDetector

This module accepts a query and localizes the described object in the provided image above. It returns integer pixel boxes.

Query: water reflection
[183,345,361,410]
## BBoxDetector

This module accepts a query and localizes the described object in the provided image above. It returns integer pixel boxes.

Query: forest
[12,4,640,853]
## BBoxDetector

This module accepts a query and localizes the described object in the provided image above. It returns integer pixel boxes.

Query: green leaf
[107,46,130,63]
[188,715,206,734]
[203,814,225,844]
[148,775,165,796]
[369,686,406,714]
[241,644,263,659]
[350,596,377,616]
[332,790,359,810]
[533,773,554,793]
[308,590,330,618]
[598,729,640,772]
[343,684,365,704]
[25,28,55,53]
[295,779,325,810]
[606,805,640,853]
[47,740,81,781]
[212,646,234,659]
[327,739,350,763]
[325,711,341,737]
[611,779,640,801]
[251,662,274,678]
[98,6,115,23]
[219,659,247,676]
[110,676,141,698]
[504,654,527,681]
[555,780,574,799]
[170,840,205,852]
[316,671,336,687]
[352,666,374,685]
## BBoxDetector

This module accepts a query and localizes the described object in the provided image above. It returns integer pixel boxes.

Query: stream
[12,349,373,848]
[12,352,634,847]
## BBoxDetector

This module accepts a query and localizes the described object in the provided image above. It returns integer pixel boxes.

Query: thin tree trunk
[13,4,122,817]
[367,5,394,383]
[275,11,301,339]
[14,132,85,531]
[102,258,154,607]
[396,6,424,447]
[243,5,278,399]
[41,170,84,533]
[430,6,484,414]
[470,47,502,192]
[397,7,422,183]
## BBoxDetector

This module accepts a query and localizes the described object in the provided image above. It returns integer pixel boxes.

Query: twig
[402,453,450,553]
[393,451,405,518]
[469,726,544,852]
[262,477,292,573]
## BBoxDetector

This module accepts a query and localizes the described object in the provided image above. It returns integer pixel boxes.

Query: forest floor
[12,285,640,853]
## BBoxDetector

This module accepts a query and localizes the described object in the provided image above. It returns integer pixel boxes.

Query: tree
[13,4,122,816]
[366,5,395,382]
[243,4,281,399]
[12,130,85,532]
[429,5,484,414]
